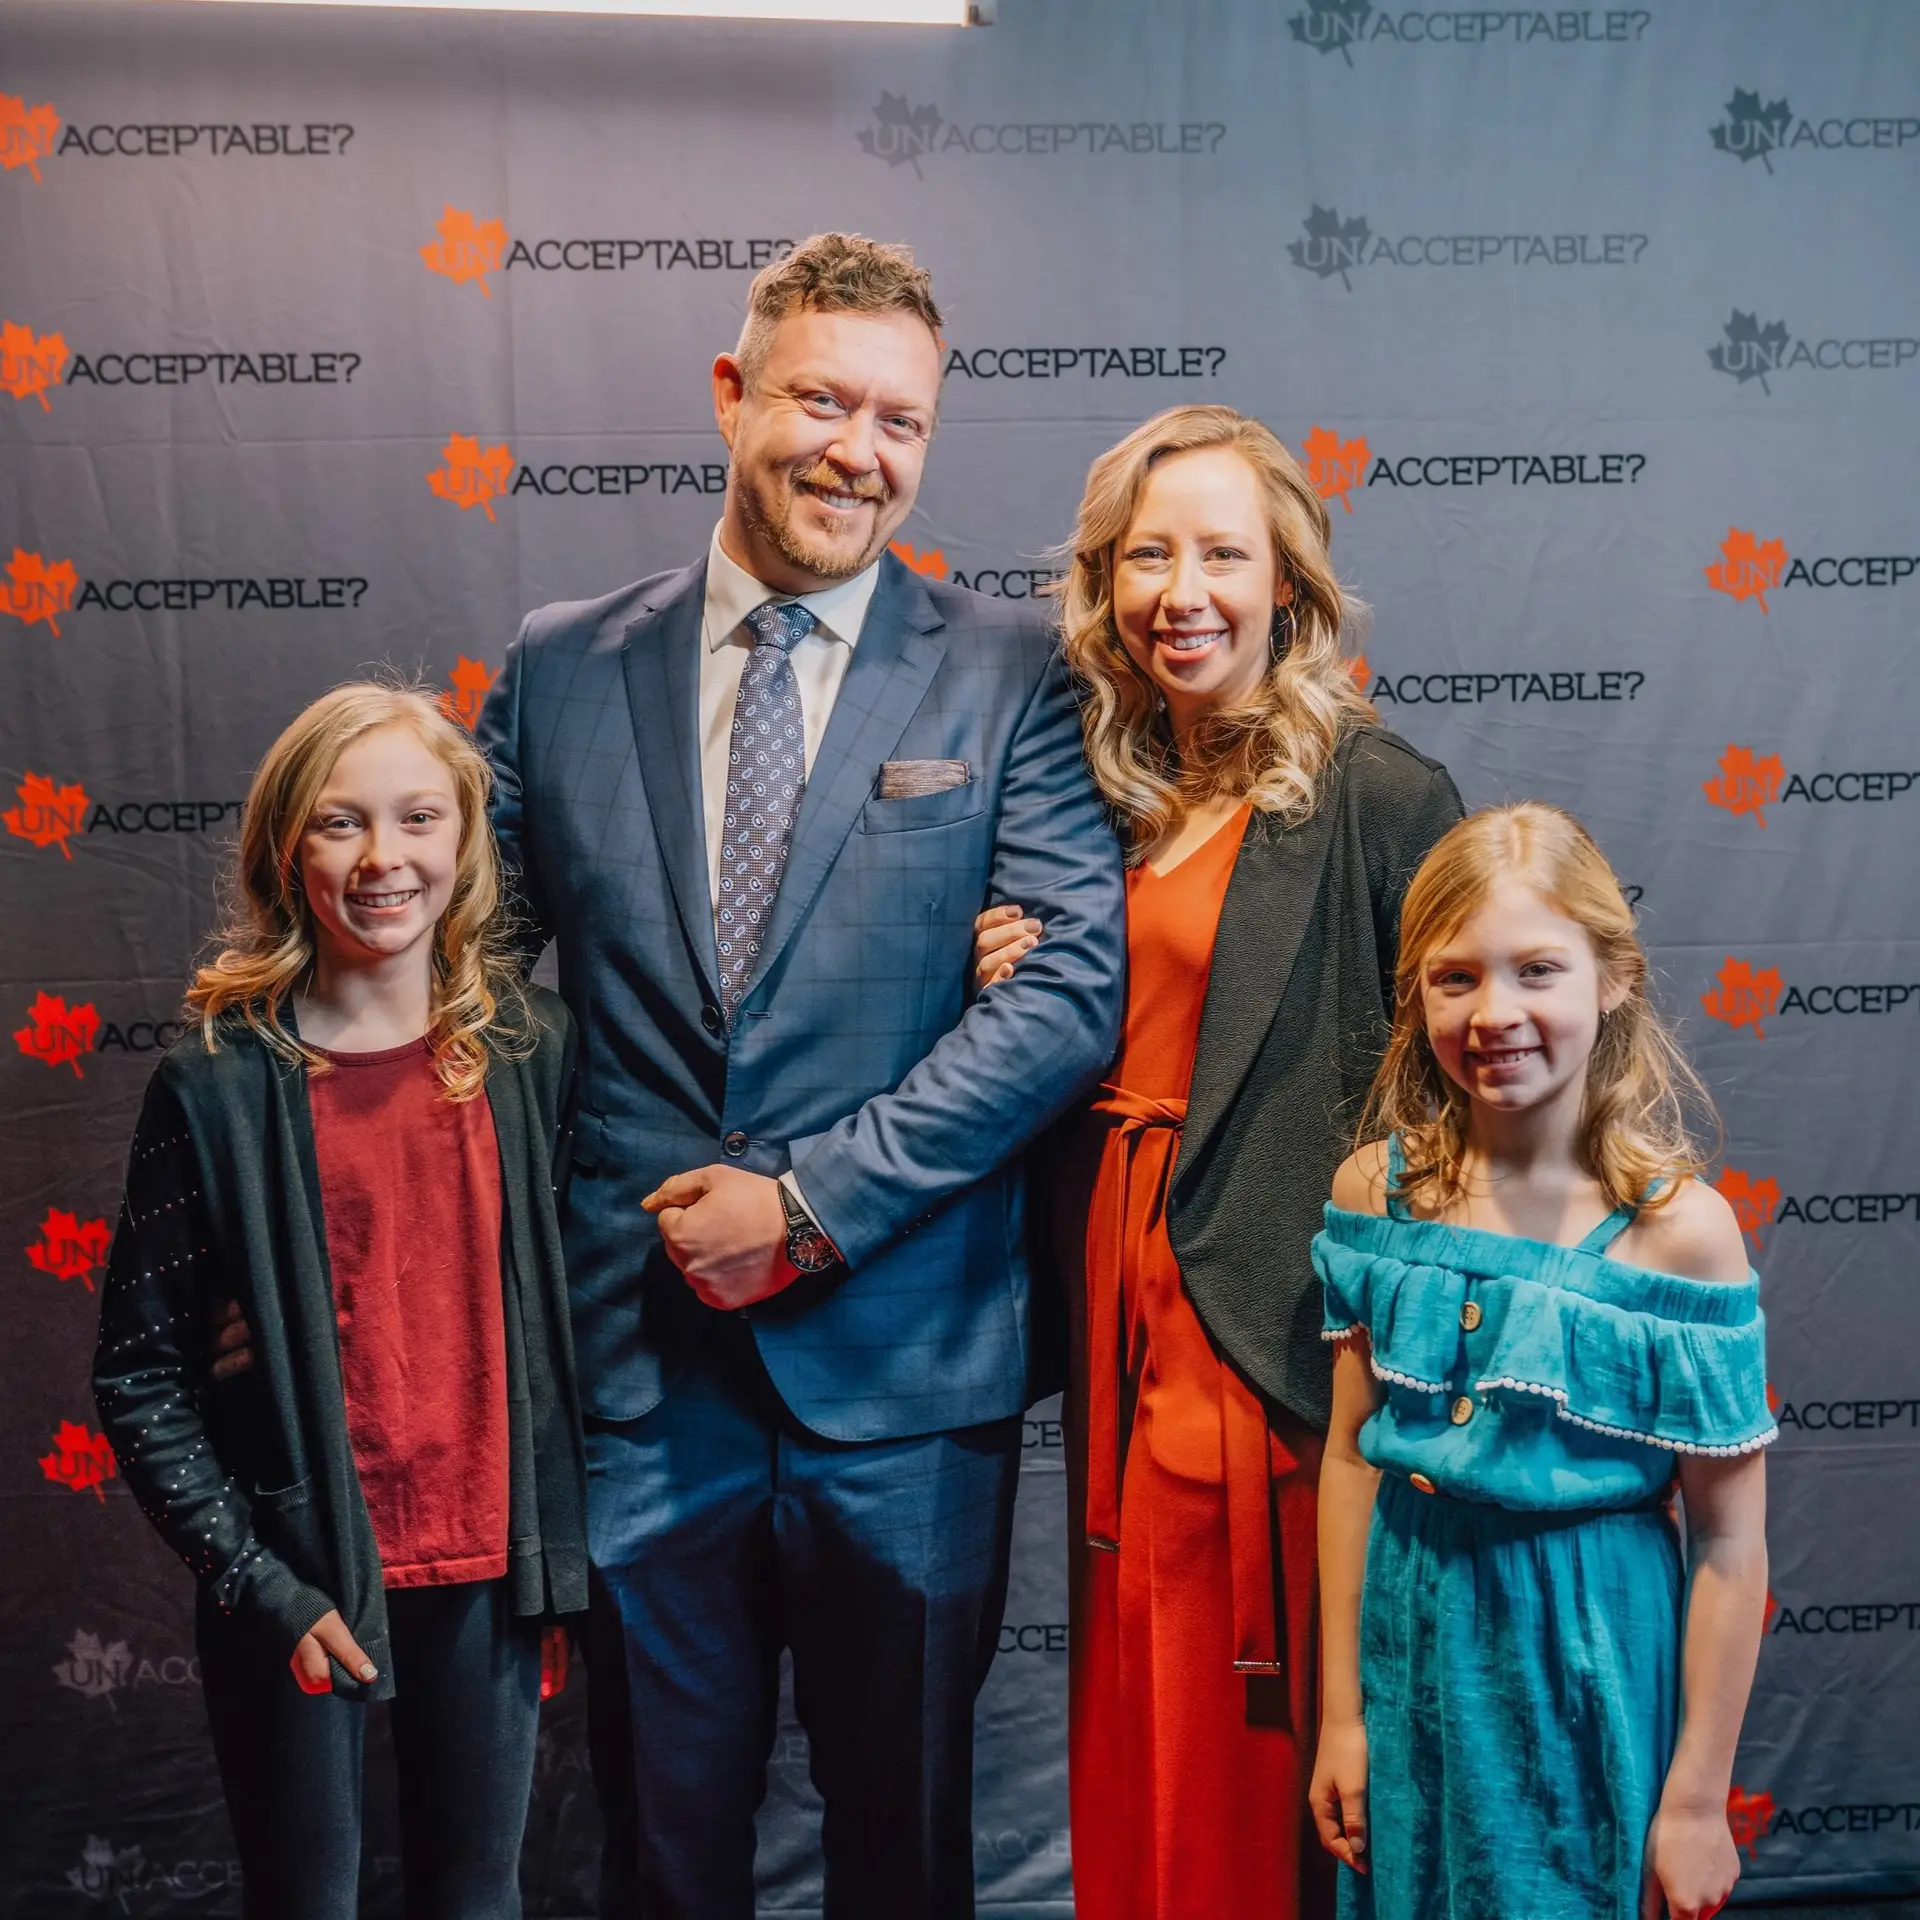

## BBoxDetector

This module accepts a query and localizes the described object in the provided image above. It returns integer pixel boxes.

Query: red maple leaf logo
[1302,425,1371,514]
[1713,1167,1781,1247]
[1704,527,1788,612]
[428,434,514,521]
[1700,956,1783,1037]
[1,319,69,411]
[1702,744,1784,827]
[3,548,80,636]
[39,1420,116,1501]
[1347,652,1370,695]
[1765,1379,1780,1416]
[1726,1785,1776,1860]
[438,656,498,732]
[1762,1588,1779,1634]
[421,206,509,296]
[27,1207,111,1290]
[888,540,948,579]
[0,95,61,184]
[13,990,101,1076]
[4,770,90,858]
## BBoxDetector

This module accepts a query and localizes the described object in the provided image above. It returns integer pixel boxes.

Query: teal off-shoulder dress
[1313,1138,1775,1920]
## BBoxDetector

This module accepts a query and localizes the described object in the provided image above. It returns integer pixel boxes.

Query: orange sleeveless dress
[1065,803,1332,1920]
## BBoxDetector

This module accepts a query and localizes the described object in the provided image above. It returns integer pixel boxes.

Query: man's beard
[740,461,892,581]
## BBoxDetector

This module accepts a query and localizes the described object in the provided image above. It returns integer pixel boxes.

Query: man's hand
[642,1165,798,1310]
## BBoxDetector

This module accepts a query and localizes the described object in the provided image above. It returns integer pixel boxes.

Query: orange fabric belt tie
[1084,1083,1292,1692]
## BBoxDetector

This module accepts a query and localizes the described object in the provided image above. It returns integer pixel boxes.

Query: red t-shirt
[308,1038,509,1589]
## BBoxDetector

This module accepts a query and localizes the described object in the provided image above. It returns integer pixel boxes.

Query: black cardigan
[92,985,587,1701]
[1168,726,1464,1431]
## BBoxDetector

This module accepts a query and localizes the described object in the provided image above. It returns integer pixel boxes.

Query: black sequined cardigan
[92,986,586,1701]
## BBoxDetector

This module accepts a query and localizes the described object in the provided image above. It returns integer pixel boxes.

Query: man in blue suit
[477,233,1125,1919]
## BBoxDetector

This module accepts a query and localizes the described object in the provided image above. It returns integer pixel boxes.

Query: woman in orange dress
[976,407,1462,1919]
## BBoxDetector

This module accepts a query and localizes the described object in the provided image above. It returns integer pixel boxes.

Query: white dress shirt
[698,523,882,904]
[696,524,883,1241]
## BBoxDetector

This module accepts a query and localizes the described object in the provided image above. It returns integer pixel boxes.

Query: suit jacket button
[723,1131,749,1158]
[701,1004,722,1036]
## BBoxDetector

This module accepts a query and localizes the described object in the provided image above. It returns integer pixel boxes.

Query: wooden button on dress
[1460,1300,1483,1331]
[1450,1395,1476,1426]
[1408,1472,1436,1494]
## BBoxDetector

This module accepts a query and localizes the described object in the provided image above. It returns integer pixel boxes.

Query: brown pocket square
[877,759,972,799]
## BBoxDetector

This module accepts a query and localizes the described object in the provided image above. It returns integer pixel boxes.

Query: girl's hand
[208,1299,254,1381]
[289,1608,378,1695]
[971,904,1042,992]
[1309,1715,1370,1872]
[541,1623,571,1700]
[1640,1802,1739,1920]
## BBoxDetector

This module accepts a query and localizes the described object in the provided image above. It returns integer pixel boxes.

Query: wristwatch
[779,1182,842,1276]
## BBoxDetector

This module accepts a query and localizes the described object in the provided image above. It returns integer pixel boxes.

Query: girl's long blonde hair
[1058,405,1376,849]
[187,682,526,1101]
[1360,802,1716,1216]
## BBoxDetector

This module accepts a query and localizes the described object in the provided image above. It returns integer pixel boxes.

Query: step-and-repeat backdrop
[4,0,1917,1911]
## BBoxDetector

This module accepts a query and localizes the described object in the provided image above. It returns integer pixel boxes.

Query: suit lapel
[620,563,718,999]
[1176,740,1352,1189]
[745,557,948,999]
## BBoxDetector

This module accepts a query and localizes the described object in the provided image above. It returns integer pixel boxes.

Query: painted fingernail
[359,1663,377,1680]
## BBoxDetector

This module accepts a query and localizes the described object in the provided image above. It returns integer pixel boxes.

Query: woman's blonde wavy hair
[1057,405,1376,849]
[1359,802,1717,1217]
[187,681,526,1102]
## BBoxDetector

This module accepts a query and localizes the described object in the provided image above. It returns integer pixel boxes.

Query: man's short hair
[733,233,943,391]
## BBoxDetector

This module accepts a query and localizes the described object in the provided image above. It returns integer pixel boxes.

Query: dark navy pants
[582,1320,1022,1920]
[197,1578,543,1919]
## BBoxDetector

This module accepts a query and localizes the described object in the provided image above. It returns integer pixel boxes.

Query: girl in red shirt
[95,684,586,1920]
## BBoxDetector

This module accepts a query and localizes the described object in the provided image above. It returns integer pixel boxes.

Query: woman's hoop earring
[1269,604,1298,664]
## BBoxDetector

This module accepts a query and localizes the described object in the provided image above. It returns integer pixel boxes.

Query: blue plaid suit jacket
[478,553,1126,1440]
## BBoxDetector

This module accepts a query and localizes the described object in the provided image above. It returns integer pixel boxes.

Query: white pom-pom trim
[1474,1375,1778,1458]
[1371,1355,1449,1396]
[1321,1327,1450,1396]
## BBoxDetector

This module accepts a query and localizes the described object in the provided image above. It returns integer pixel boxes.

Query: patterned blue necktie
[716,599,815,1021]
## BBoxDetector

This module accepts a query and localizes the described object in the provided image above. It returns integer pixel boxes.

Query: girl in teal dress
[1308,802,1772,1920]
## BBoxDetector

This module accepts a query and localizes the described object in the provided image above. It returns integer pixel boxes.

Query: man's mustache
[791,462,890,505]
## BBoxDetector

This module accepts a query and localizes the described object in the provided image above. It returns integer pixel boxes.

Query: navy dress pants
[197,1578,543,1920]
[582,1320,1022,1920]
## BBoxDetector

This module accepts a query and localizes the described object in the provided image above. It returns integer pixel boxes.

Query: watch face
[788,1227,838,1274]
[781,1187,839,1273]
